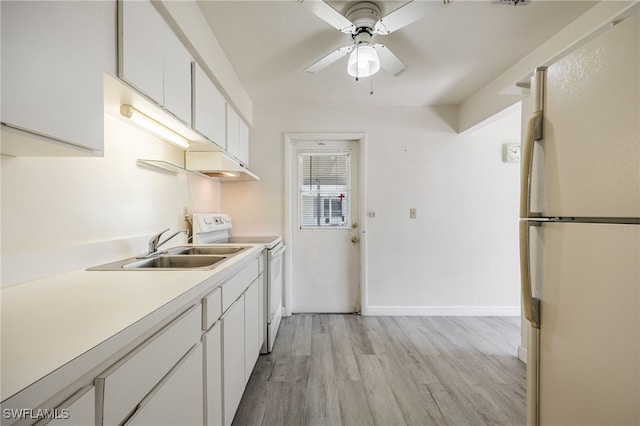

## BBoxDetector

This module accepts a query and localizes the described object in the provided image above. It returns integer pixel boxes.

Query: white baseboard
[518,345,528,363]
[363,305,521,317]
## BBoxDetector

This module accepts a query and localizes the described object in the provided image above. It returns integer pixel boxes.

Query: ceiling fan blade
[374,44,407,76]
[304,45,353,74]
[374,1,431,35]
[298,0,355,33]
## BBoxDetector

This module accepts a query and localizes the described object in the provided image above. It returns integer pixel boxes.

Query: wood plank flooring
[233,315,526,426]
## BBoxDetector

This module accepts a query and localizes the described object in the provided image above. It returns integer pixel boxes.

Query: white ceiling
[197,0,597,107]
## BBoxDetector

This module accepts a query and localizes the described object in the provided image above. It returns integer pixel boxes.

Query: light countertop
[0,244,263,402]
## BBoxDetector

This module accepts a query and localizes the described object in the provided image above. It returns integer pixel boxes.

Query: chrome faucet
[146,228,188,257]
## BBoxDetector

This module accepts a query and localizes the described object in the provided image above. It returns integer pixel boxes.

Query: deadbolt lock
[351,222,358,229]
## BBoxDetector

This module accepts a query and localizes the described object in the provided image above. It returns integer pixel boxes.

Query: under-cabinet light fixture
[204,171,239,178]
[120,104,190,149]
[218,171,239,178]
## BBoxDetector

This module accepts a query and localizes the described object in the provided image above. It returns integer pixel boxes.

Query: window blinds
[298,152,351,228]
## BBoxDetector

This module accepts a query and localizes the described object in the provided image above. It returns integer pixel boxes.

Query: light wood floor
[233,315,526,426]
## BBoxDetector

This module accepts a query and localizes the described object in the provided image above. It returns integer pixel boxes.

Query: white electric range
[191,213,284,353]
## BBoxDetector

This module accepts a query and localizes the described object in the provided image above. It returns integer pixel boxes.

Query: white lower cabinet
[95,305,201,425]
[2,256,264,426]
[221,296,245,426]
[244,279,261,383]
[204,322,223,426]
[124,344,203,426]
[35,386,95,426]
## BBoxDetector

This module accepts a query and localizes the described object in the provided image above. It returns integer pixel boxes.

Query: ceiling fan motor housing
[346,1,380,34]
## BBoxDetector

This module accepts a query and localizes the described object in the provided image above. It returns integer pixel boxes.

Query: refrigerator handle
[520,66,546,219]
[519,110,543,219]
[519,220,541,329]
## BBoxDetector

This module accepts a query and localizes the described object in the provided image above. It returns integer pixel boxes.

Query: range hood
[186,151,259,182]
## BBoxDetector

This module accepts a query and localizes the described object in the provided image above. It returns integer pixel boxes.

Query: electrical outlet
[410,208,417,219]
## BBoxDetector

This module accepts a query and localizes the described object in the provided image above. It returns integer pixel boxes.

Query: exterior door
[291,139,360,313]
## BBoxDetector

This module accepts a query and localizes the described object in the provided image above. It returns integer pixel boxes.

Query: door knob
[351,236,360,244]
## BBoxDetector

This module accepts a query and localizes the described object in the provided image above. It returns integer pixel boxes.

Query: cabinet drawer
[124,344,203,426]
[203,287,222,331]
[95,304,201,426]
[221,259,259,312]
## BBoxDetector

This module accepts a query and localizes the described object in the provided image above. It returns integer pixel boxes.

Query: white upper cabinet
[237,117,250,166]
[225,105,250,166]
[193,63,226,148]
[119,0,192,126]
[119,0,164,105]
[0,0,116,156]
[226,105,239,158]
[163,27,192,125]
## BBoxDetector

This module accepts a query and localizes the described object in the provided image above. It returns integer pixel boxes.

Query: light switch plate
[410,208,417,219]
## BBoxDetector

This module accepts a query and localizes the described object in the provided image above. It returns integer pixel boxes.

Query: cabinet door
[1,0,115,154]
[244,279,260,383]
[193,63,226,148]
[163,26,192,126]
[204,322,223,426]
[226,105,239,160]
[125,344,203,426]
[96,305,201,426]
[221,296,244,426]
[43,386,95,426]
[237,118,250,166]
[119,0,164,105]
[225,106,250,166]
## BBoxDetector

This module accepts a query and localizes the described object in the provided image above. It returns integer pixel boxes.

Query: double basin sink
[87,245,247,271]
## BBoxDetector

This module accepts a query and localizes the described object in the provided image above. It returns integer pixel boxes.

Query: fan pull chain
[370,78,374,95]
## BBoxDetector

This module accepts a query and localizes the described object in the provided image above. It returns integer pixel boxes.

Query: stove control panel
[192,213,232,234]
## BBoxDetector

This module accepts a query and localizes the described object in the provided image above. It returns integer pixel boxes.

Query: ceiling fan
[300,0,435,79]
[300,0,530,79]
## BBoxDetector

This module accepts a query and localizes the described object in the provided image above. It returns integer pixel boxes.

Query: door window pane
[298,152,351,229]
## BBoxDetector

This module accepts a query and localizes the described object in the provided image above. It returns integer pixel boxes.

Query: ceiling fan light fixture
[347,43,380,78]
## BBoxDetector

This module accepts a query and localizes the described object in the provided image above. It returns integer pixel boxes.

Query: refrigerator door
[529,12,639,218]
[530,222,640,425]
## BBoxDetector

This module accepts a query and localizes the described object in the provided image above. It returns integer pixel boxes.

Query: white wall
[222,102,522,315]
[1,114,220,287]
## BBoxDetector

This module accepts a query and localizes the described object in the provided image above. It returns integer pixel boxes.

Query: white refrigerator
[520,9,639,426]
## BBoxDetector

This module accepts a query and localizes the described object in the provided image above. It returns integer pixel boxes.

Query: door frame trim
[284,132,368,315]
